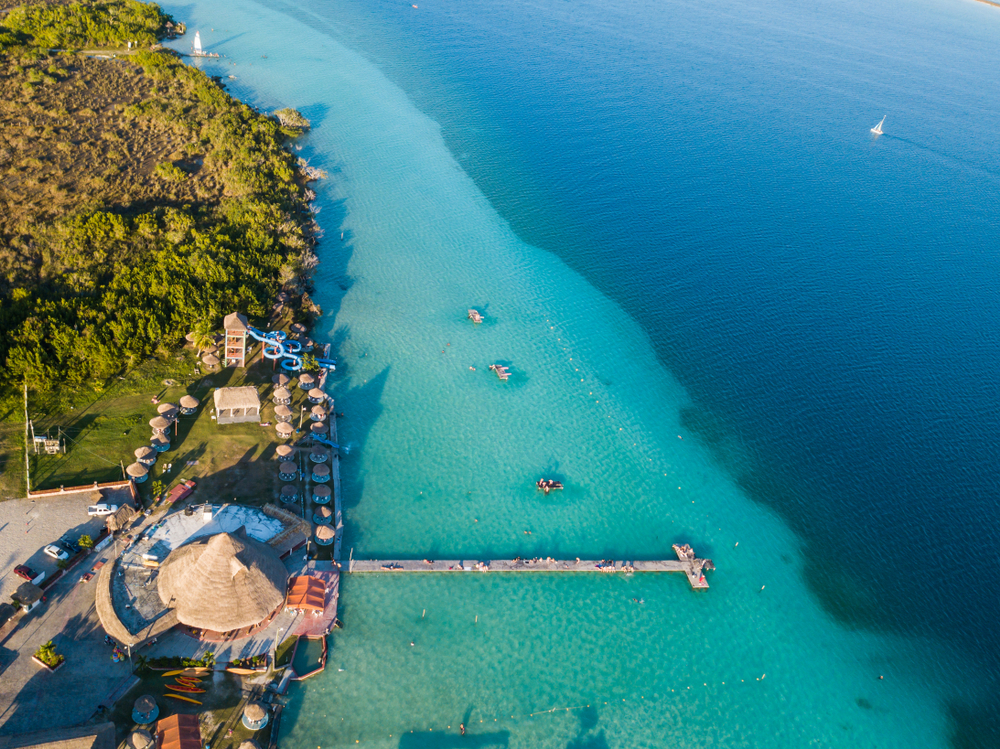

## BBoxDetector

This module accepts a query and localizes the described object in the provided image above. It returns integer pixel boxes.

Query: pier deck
[346,556,710,589]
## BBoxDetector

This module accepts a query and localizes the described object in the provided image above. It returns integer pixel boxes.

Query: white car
[87,504,119,517]
[43,545,70,561]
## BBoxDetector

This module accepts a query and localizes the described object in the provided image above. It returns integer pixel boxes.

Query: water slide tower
[224,312,251,367]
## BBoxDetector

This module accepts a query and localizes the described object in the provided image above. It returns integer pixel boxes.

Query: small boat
[176,677,202,685]
[536,479,564,494]
[165,694,203,705]
[162,668,210,677]
[871,115,885,135]
[488,363,510,381]
[191,31,221,58]
[167,684,207,694]
[468,309,483,324]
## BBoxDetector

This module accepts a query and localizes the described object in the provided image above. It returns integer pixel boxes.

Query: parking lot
[0,489,127,601]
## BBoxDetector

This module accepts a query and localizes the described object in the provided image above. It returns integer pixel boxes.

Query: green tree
[77,534,94,550]
[299,353,319,372]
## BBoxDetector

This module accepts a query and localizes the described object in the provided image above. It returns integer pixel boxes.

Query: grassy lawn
[1,314,319,509]
[273,635,297,669]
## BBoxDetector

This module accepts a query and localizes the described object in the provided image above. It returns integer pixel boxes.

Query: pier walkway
[346,545,713,589]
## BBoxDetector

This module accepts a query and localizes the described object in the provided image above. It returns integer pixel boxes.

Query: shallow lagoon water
[164,0,1000,745]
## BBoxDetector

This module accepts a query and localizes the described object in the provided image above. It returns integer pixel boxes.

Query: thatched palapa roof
[314,524,335,542]
[313,485,331,498]
[179,395,200,408]
[298,373,315,385]
[275,422,294,437]
[224,312,250,332]
[289,323,306,334]
[135,446,156,461]
[272,373,290,386]
[238,742,261,749]
[313,505,331,520]
[127,732,152,749]
[149,416,171,430]
[274,405,292,418]
[312,464,330,478]
[126,462,148,479]
[273,386,291,400]
[202,354,220,367]
[156,402,178,415]
[279,461,297,474]
[243,703,266,722]
[279,485,297,498]
[150,436,170,449]
[275,445,294,458]
[214,387,261,411]
[134,695,156,714]
[157,531,288,632]
[307,388,325,399]
[310,405,327,417]
[310,422,328,436]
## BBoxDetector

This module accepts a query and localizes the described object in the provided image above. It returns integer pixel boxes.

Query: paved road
[0,493,111,602]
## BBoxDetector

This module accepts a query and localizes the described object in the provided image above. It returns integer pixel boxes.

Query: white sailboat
[871,115,886,135]
[192,30,203,55]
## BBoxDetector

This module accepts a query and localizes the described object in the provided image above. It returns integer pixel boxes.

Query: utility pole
[23,383,31,494]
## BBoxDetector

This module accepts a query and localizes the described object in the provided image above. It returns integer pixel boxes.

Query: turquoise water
[162,0,1000,745]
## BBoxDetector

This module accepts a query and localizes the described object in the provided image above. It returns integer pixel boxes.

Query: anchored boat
[871,115,885,135]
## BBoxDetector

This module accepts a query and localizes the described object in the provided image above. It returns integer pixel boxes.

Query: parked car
[87,504,119,517]
[13,565,37,581]
[56,538,79,554]
[43,545,70,561]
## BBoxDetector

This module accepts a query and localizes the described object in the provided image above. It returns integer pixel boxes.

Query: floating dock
[468,309,484,323]
[489,363,511,381]
[345,544,713,589]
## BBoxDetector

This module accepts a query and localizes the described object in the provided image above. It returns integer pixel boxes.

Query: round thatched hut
[242,703,269,730]
[307,388,326,405]
[185,332,198,344]
[279,484,298,503]
[134,446,157,467]
[274,405,293,423]
[157,532,288,634]
[275,422,294,440]
[314,524,335,546]
[202,353,220,369]
[272,373,290,387]
[312,505,332,525]
[273,386,292,405]
[275,444,294,460]
[278,461,298,481]
[309,422,328,437]
[179,395,200,415]
[238,741,261,749]
[312,485,331,504]
[311,463,330,483]
[126,462,148,483]
[310,405,327,422]
[156,402,178,415]
[290,323,307,335]
[149,416,172,434]
[131,695,158,725]
[309,445,329,464]
[298,373,315,391]
[128,731,153,749]
[150,435,171,453]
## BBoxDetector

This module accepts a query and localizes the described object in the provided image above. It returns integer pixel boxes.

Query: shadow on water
[397,730,509,749]
[564,705,608,749]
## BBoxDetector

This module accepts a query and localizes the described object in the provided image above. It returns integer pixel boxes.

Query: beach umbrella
[150,435,170,452]
[272,373,290,386]
[312,485,332,503]
[242,703,269,730]
[274,405,293,420]
[275,444,294,459]
[202,353,220,367]
[149,416,172,431]
[280,484,298,502]
[290,323,307,334]
[298,373,315,389]
[126,462,148,479]
[310,445,329,463]
[275,422,294,438]
[310,422,328,436]
[314,524,335,545]
[312,505,332,525]
[273,386,292,402]
[279,461,298,475]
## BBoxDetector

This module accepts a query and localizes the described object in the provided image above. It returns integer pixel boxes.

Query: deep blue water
[328,0,1000,669]
[307,0,1000,740]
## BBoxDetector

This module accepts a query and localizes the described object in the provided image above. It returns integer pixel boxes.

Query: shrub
[34,641,64,668]
[78,534,94,550]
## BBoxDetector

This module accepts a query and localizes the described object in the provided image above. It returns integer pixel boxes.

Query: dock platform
[346,545,713,589]
[468,309,484,323]
[488,363,511,381]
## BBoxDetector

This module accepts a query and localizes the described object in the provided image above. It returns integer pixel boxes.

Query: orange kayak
[167,684,207,694]
[165,694,202,705]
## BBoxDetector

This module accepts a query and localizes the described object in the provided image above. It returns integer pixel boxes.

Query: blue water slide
[246,325,336,371]
[311,434,341,450]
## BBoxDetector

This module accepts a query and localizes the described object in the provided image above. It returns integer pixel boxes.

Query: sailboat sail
[871,115,885,135]
[193,31,203,55]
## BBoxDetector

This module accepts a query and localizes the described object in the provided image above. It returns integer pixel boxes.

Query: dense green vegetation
[1,0,168,50]
[0,2,318,391]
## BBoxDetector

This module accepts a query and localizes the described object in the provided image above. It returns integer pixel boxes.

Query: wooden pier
[489,363,511,381]
[468,309,484,324]
[345,544,713,589]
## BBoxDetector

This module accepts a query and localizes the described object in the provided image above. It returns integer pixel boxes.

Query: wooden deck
[488,364,511,381]
[293,562,341,636]
[468,309,484,323]
[346,551,711,589]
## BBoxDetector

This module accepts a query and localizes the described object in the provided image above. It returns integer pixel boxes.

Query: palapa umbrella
[157,402,178,414]
[312,484,332,501]
[135,446,157,463]
[298,372,315,387]
[312,464,330,478]
[179,394,200,409]
[202,353,220,367]
[128,731,154,749]
[275,444,294,458]
[290,323,307,334]
[279,461,298,475]
[310,445,329,462]
[275,422,294,438]
[242,702,269,730]
[272,373,290,386]
[273,386,292,401]
[308,388,326,401]
[185,331,198,343]
[310,422,328,435]
[238,741,261,749]
[274,404,293,419]
[126,462,148,479]
[149,416,171,431]
[313,505,332,524]
[310,405,327,421]
[280,484,298,500]
[314,524,335,544]
[150,435,170,451]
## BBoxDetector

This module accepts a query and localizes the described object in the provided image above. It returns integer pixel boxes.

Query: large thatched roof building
[0,723,115,749]
[157,530,287,633]
[213,387,261,425]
